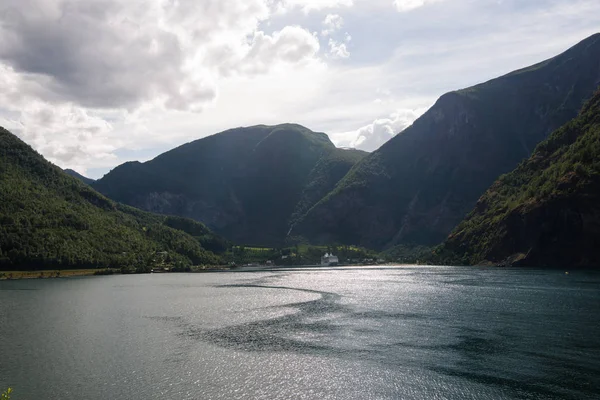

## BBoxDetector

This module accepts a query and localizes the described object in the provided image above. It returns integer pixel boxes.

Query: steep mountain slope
[64,168,95,185]
[290,148,367,229]
[437,89,600,267]
[93,124,365,246]
[0,127,226,270]
[291,33,600,250]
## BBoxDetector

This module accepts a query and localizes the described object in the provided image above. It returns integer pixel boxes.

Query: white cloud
[1,0,599,177]
[328,39,350,58]
[0,0,322,172]
[322,14,350,59]
[0,0,322,112]
[0,65,120,172]
[348,108,425,152]
[276,0,354,13]
[322,14,344,36]
[0,0,254,111]
[393,0,442,12]
[204,25,321,76]
[241,26,321,73]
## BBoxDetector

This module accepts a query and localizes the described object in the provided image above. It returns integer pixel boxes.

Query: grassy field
[232,245,365,253]
[0,269,118,280]
[296,244,362,251]
[232,246,273,252]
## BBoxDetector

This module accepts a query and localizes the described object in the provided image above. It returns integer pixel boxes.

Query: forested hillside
[0,127,227,271]
[436,89,600,267]
[64,169,95,185]
[289,148,366,228]
[93,124,366,246]
[290,33,600,250]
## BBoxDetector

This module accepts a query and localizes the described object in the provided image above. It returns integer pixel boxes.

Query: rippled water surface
[1,266,599,399]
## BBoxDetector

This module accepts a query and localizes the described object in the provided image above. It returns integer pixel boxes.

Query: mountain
[435,89,600,267]
[92,124,367,246]
[290,33,600,250]
[289,148,367,229]
[0,127,227,271]
[64,169,95,185]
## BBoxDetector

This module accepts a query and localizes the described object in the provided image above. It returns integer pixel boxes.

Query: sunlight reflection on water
[1,266,599,399]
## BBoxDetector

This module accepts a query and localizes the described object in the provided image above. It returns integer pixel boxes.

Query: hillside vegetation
[93,124,366,246]
[0,127,227,271]
[436,89,600,267]
[290,148,367,227]
[225,244,378,266]
[64,169,95,185]
[290,33,600,250]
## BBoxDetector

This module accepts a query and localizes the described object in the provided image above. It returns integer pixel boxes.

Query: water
[1,266,599,399]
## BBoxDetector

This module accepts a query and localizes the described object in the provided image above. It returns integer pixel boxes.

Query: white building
[321,253,339,266]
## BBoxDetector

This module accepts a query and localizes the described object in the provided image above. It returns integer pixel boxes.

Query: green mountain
[290,148,367,229]
[290,33,600,250]
[64,169,95,185]
[92,124,367,246]
[0,127,227,271]
[436,89,600,267]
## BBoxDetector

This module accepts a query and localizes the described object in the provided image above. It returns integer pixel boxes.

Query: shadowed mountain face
[92,124,367,246]
[0,127,225,270]
[64,169,95,185]
[437,89,600,268]
[290,33,600,250]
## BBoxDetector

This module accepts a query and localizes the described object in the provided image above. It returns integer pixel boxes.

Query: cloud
[322,13,350,59]
[393,0,442,12]
[239,26,321,74]
[328,39,350,58]
[0,0,320,112]
[0,0,322,172]
[0,63,128,173]
[348,108,425,152]
[1,1,209,111]
[322,14,344,36]
[276,0,354,13]
[1,0,599,178]
[203,25,321,76]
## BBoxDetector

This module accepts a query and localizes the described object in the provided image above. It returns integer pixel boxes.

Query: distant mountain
[64,168,95,185]
[437,88,600,267]
[0,127,227,270]
[290,148,366,228]
[290,33,600,250]
[92,124,367,246]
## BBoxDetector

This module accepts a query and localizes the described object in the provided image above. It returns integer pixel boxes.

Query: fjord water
[1,267,599,399]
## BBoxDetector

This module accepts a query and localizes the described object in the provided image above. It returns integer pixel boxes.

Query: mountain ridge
[436,88,600,267]
[64,169,95,185]
[290,33,600,250]
[92,124,367,246]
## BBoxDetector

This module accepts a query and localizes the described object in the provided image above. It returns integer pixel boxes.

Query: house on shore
[321,253,339,266]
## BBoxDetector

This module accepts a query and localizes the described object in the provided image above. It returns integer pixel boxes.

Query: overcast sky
[0,0,598,178]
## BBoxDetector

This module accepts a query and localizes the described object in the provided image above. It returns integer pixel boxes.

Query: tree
[1,388,12,400]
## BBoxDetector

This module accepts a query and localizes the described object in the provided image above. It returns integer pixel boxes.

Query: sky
[0,0,598,178]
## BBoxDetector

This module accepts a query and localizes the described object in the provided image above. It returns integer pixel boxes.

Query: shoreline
[0,269,120,280]
[0,264,402,280]
[0,266,230,280]
[2,264,515,280]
